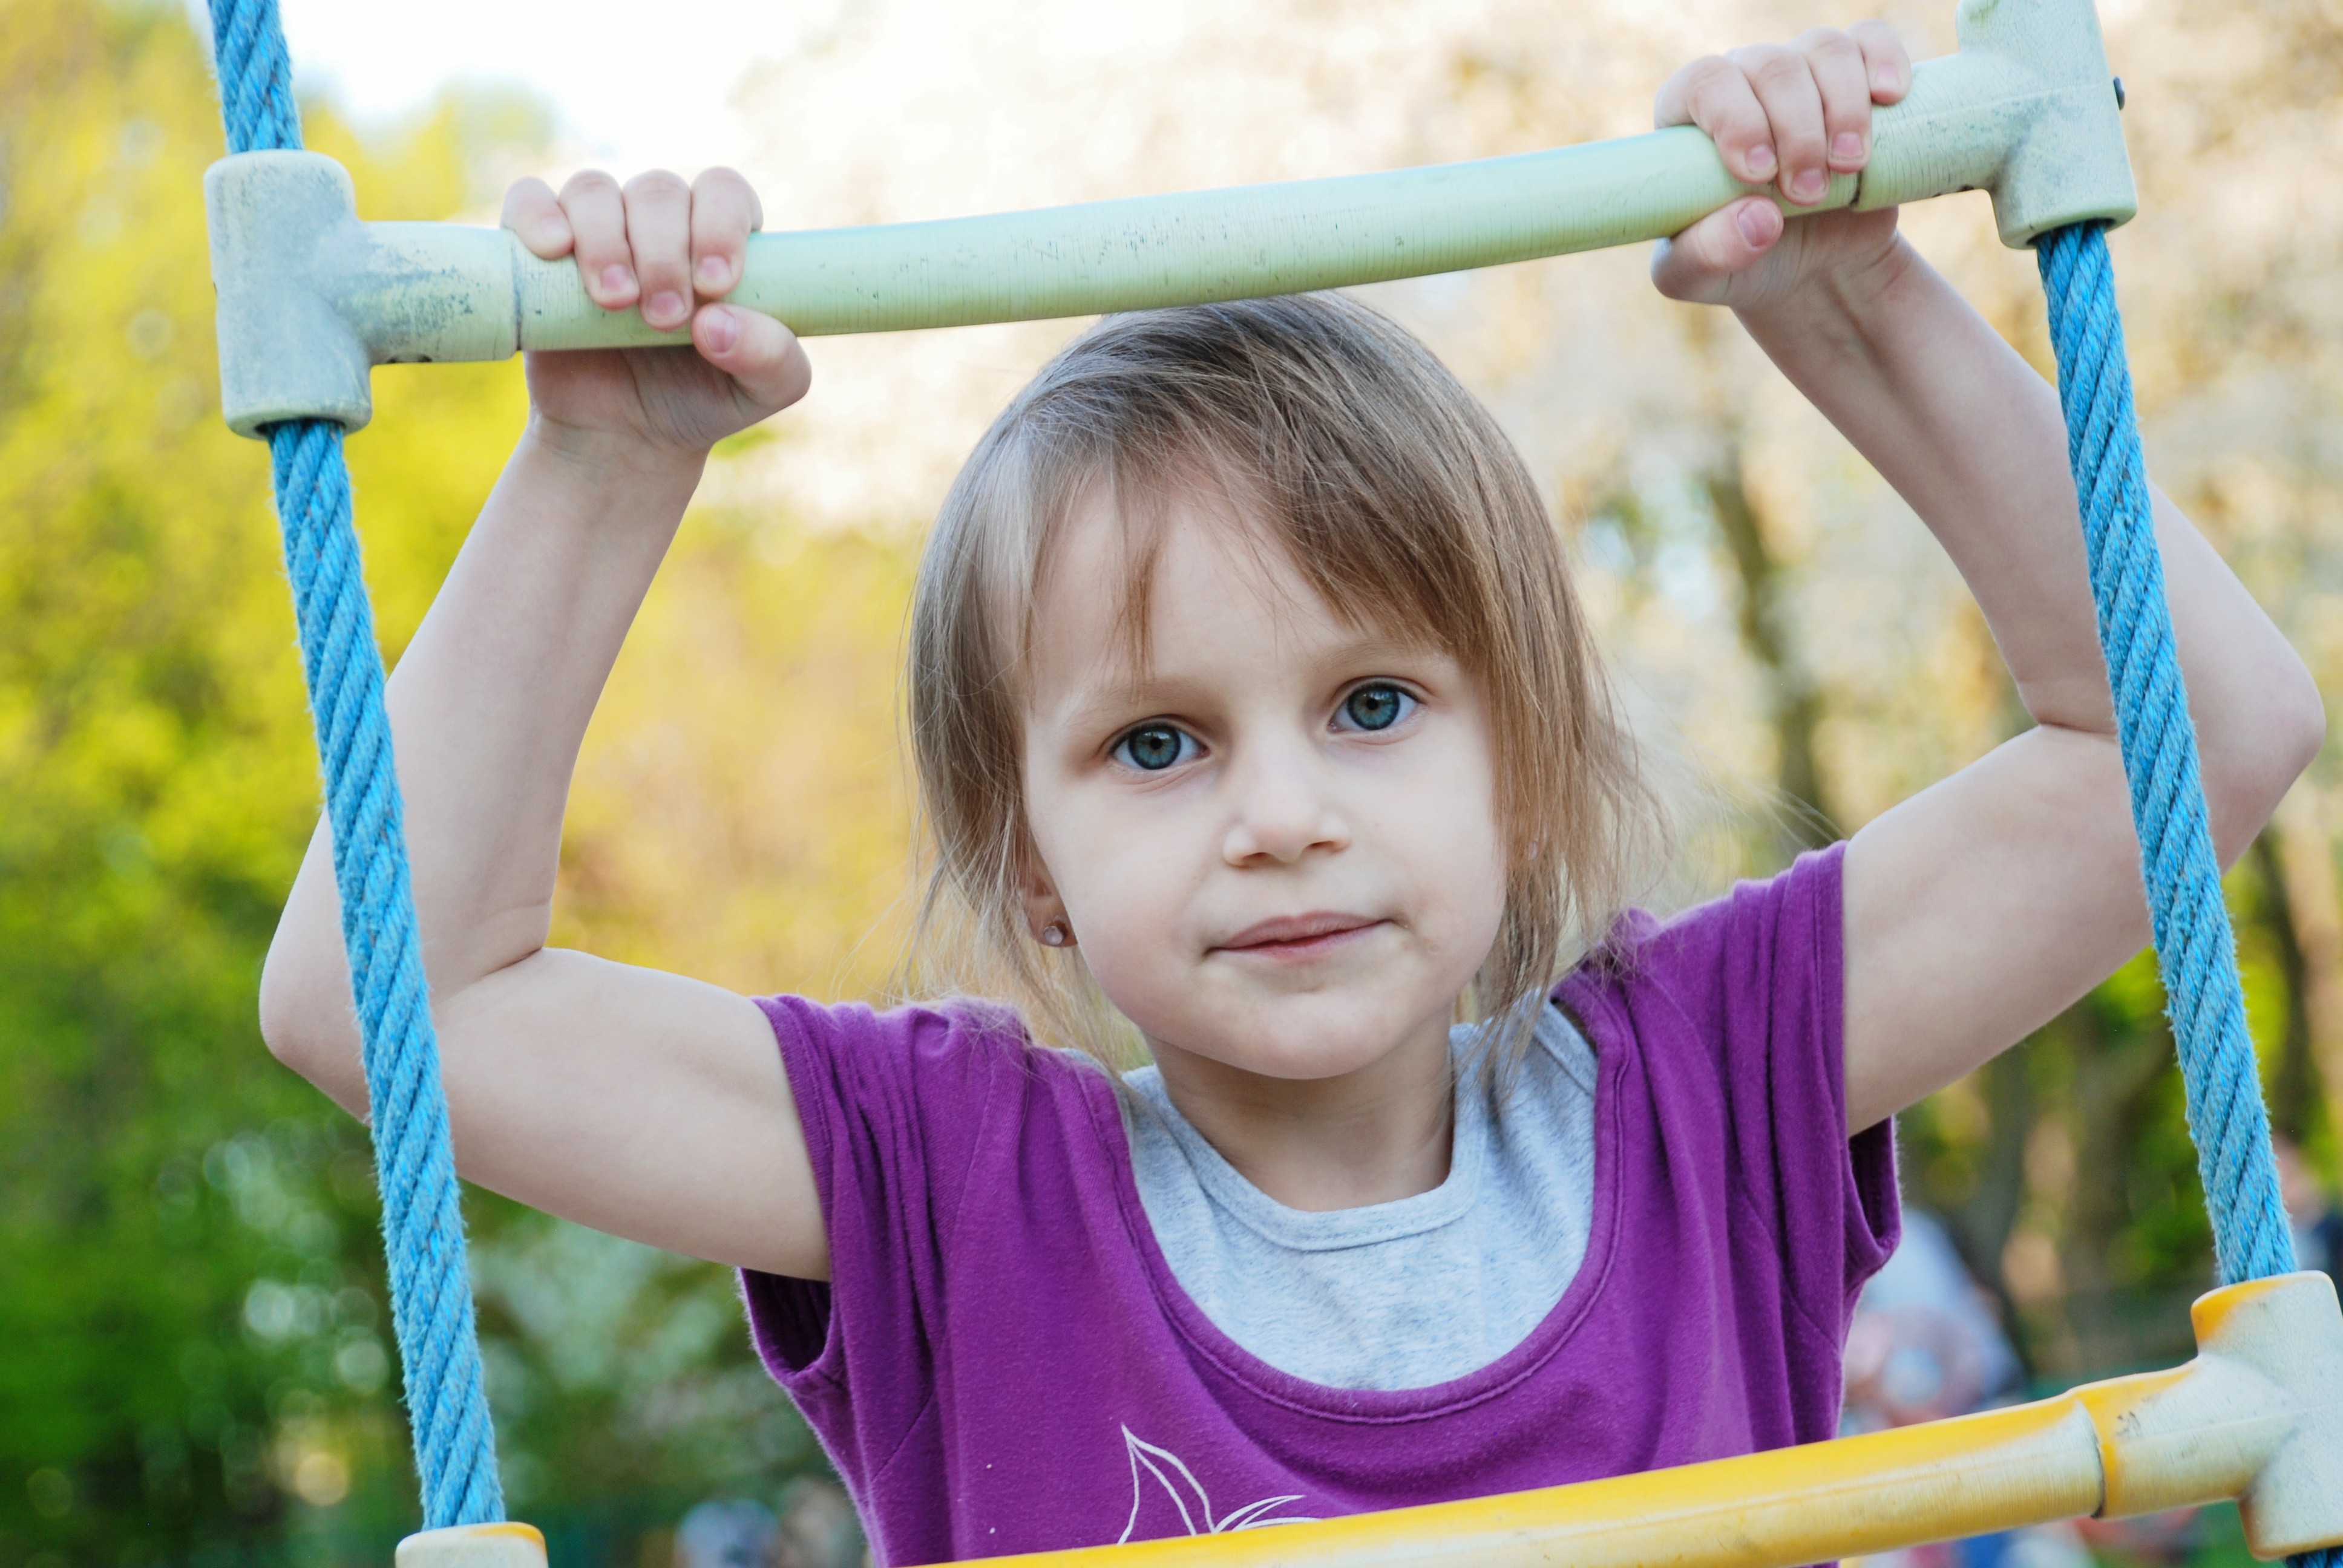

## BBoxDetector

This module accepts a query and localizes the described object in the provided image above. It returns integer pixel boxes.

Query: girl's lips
[1214,912,1383,959]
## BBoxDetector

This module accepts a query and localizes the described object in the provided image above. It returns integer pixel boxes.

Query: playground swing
[198,0,2343,1562]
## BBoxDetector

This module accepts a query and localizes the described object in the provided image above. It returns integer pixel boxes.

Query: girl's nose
[1221,747,1349,866]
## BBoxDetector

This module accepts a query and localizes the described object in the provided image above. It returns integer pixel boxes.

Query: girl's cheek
[1053,832,1171,945]
[1073,922,1182,1041]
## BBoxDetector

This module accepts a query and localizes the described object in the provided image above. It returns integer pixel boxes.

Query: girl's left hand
[1649,24,1913,314]
[501,167,811,464]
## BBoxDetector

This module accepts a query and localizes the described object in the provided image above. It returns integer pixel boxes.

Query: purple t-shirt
[742,843,1898,1565]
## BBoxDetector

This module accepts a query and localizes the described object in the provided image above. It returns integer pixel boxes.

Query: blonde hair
[906,292,1662,1074]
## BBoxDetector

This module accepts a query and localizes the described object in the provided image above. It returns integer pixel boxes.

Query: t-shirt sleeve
[1628,841,1899,1339]
[736,994,1029,1477]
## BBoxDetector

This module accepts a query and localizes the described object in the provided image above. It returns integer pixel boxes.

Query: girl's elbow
[2283,679,2327,788]
[257,944,370,1116]
[257,959,326,1077]
[2209,651,2325,857]
[2255,648,2325,801]
[257,963,312,1071]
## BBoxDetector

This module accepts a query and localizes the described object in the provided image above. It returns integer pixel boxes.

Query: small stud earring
[1040,921,1069,948]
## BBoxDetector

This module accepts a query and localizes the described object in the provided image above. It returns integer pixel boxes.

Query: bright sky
[255,0,834,169]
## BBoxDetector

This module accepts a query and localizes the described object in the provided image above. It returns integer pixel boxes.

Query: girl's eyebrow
[1042,633,1451,727]
[1325,632,1448,665]
[1038,678,1204,740]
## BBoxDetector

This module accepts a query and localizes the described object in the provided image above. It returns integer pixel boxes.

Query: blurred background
[4,0,2339,1562]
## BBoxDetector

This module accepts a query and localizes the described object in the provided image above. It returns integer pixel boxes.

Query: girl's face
[1018,487,1510,1095]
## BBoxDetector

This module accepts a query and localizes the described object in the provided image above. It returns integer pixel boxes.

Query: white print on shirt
[1118,1426,1320,1544]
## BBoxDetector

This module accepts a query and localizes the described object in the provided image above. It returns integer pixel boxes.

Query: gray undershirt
[1119,1002,1598,1391]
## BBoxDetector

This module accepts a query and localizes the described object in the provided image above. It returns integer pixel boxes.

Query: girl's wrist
[1734,234,1932,384]
[505,423,706,558]
[520,414,710,497]
[1739,234,1921,344]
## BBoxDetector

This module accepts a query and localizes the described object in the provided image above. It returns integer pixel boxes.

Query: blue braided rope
[2036,221,2296,1290]
[208,0,503,1530]
[2036,219,2336,1568]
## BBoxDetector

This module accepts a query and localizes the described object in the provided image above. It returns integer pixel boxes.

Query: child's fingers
[1655,55,1779,187]
[1729,42,1830,206]
[502,177,573,259]
[692,304,811,412]
[1650,197,1783,304]
[1850,20,1910,102]
[623,171,695,332]
[560,171,638,311]
[1794,28,1875,172]
[689,168,760,298]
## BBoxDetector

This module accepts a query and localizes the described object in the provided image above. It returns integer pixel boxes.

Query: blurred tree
[0,1,871,1561]
[1703,451,1838,857]
[1,0,370,1555]
[2254,829,2323,1149]
[2267,788,2343,1154]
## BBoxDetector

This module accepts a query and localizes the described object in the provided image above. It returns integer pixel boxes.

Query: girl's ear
[1015,851,1076,948]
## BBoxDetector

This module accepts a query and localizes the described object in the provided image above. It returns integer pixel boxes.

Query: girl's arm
[1754,250,2319,1132]
[1649,29,2325,1132]
[260,169,833,1278]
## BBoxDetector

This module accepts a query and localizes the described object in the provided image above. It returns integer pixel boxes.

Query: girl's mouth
[1214,912,1384,961]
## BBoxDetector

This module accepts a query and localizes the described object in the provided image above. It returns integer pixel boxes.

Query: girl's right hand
[1648,25,1911,316]
[500,168,812,464]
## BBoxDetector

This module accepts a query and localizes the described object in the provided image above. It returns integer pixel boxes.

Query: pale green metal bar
[522,132,1842,349]
[206,0,2136,434]
[525,0,2136,353]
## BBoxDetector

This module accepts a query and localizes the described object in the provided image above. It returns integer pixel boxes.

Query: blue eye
[1340,684,1412,732]
[1115,724,1193,771]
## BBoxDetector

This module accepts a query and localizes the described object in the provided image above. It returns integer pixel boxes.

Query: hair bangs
[905,292,1667,1078]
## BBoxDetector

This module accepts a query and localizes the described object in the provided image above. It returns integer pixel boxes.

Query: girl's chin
[1143,1006,1454,1083]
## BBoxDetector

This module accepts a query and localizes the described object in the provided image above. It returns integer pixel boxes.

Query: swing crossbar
[205,0,2132,437]
[396,1274,2343,1568]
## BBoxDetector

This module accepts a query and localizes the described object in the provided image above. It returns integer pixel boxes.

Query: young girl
[260,23,2322,1564]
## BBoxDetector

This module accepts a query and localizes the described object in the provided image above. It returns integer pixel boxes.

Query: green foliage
[1,0,339,1554]
[0,1,842,1560]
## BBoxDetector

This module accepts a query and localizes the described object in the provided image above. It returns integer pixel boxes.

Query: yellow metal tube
[395,1276,2339,1568]
[974,1315,2322,1568]
[947,1277,2342,1568]
[985,1399,2106,1568]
